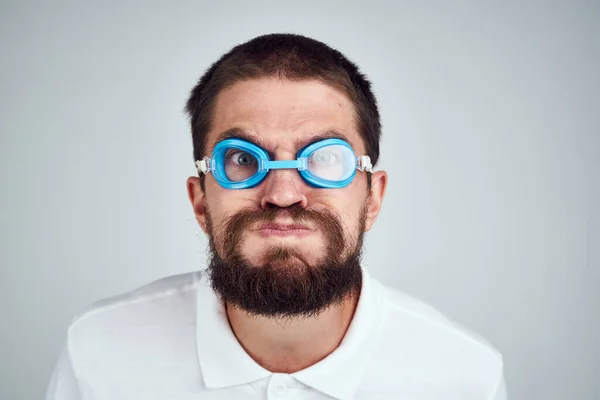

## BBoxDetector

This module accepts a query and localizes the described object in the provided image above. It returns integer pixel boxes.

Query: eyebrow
[211,127,353,156]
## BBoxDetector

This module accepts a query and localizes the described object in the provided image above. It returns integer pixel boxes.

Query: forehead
[206,78,364,154]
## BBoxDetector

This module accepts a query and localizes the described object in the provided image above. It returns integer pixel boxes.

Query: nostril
[263,200,305,210]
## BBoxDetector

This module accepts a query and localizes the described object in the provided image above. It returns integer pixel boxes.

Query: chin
[263,256,309,274]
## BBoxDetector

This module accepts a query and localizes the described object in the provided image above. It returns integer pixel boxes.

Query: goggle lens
[224,149,259,182]
[307,144,356,181]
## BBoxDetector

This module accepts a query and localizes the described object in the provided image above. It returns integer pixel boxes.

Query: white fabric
[46,268,506,399]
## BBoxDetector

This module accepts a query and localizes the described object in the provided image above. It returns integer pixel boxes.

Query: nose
[260,168,308,209]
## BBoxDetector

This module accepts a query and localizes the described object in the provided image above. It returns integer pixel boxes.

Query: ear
[187,176,209,234]
[364,171,387,232]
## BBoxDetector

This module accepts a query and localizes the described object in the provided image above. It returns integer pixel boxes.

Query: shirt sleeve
[45,344,85,400]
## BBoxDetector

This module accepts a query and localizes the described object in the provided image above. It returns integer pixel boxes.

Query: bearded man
[47,33,506,400]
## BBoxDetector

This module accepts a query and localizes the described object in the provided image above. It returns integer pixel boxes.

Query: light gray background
[1,1,598,399]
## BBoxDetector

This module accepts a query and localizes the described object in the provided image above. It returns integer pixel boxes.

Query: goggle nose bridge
[262,158,308,171]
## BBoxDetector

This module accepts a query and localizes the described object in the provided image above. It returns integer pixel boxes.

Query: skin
[186,77,387,373]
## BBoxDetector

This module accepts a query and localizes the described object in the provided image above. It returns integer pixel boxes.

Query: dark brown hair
[185,33,381,176]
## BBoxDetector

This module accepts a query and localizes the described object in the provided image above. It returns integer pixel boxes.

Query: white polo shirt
[46,267,507,400]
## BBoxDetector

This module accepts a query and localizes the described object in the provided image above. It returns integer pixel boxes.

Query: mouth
[254,223,315,238]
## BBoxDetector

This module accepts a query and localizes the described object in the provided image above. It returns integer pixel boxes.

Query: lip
[255,223,314,238]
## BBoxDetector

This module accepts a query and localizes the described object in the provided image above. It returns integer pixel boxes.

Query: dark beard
[206,203,365,319]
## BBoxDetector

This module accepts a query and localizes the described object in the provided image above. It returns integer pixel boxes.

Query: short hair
[185,33,381,179]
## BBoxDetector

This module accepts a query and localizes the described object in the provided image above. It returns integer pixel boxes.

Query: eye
[311,150,337,166]
[229,151,256,166]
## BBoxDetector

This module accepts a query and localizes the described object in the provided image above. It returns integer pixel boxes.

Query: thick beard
[206,203,366,319]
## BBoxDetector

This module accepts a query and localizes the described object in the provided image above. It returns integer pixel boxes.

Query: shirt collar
[195,266,384,399]
[195,273,272,388]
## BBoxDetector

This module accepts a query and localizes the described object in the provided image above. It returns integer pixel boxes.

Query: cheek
[205,183,259,229]
[313,189,366,231]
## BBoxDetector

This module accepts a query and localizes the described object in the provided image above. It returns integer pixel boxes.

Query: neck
[225,288,361,373]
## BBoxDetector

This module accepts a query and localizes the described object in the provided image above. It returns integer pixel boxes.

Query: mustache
[221,204,338,229]
[216,204,344,255]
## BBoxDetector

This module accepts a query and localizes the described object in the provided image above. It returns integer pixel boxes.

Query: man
[47,33,506,399]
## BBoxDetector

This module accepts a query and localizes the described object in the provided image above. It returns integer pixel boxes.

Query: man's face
[187,78,386,317]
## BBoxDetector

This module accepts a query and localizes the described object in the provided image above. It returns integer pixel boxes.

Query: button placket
[268,373,297,398]
[274,383,287,396]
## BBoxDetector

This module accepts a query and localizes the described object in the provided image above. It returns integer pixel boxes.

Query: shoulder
[365,278,504,397]
[60,271,207,388]
[66,270,204,346]
[381,282,502,359]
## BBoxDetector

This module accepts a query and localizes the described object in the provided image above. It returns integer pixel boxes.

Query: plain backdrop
[1,1,598,399]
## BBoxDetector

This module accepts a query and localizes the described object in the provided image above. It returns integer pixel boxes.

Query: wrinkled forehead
[204,78,365,156]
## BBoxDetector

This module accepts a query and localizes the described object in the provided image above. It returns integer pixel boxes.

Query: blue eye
[224,150,259,182]
[230,151,256,166]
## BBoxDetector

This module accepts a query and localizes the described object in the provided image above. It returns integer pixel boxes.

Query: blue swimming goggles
[195,138,373,189]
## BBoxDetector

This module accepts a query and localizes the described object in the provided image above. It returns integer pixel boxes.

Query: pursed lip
[254,223,315,237]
